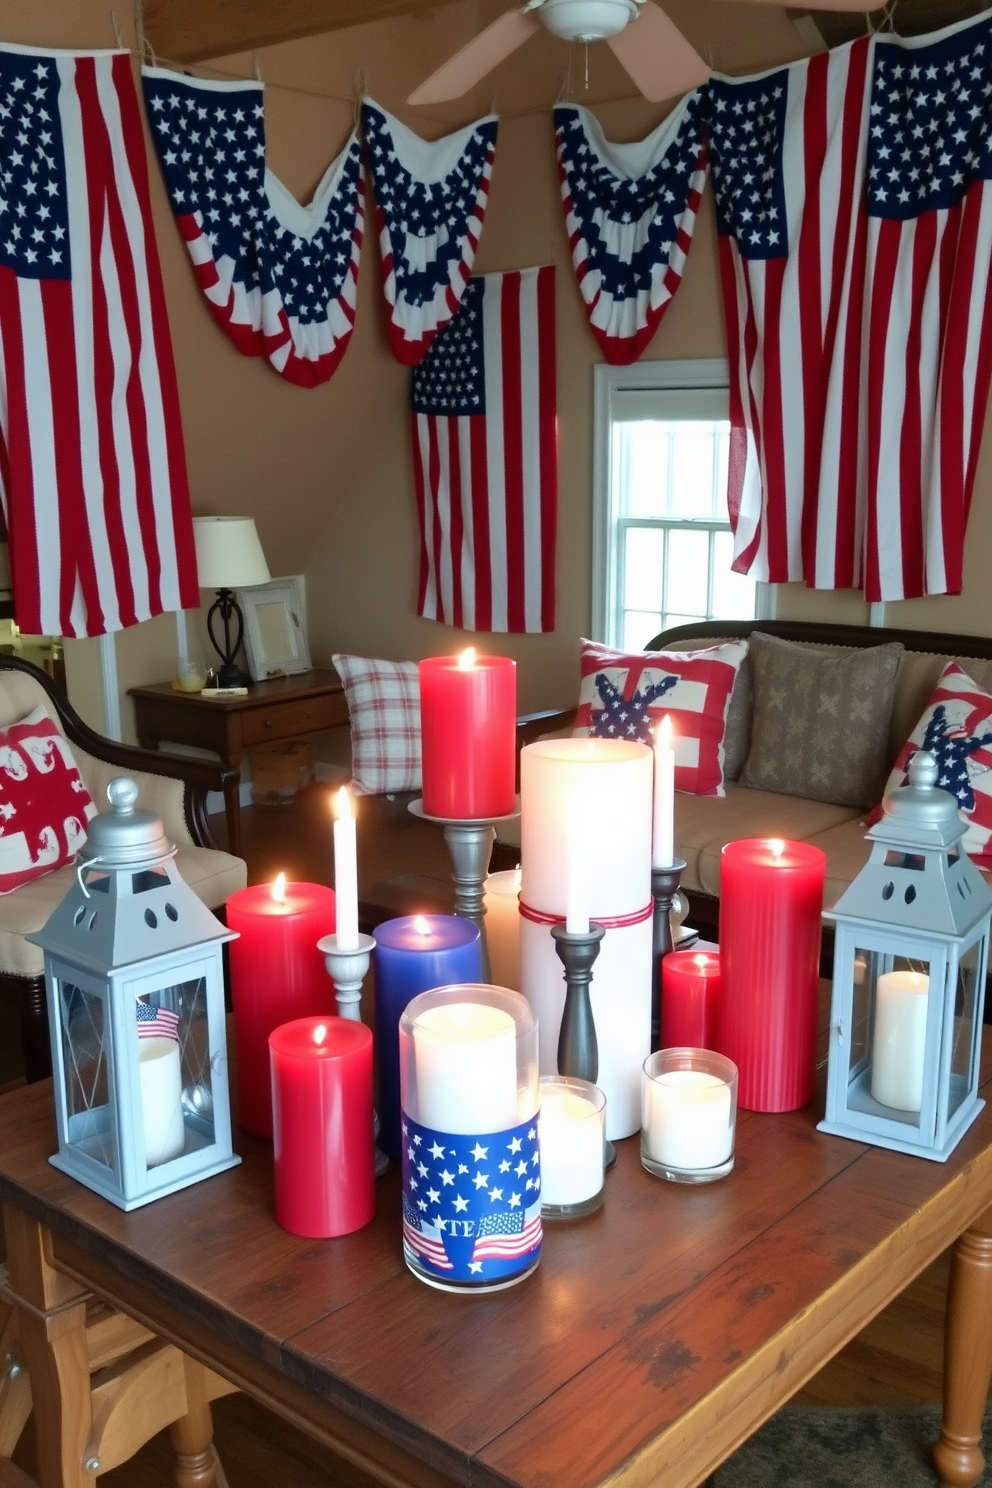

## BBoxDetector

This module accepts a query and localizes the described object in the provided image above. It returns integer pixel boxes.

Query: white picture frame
[236,576,311,681]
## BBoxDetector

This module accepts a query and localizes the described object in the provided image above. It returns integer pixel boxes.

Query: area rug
[709,1403,992,1487]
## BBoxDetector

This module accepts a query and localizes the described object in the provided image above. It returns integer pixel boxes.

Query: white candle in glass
[333,786,359,951]
[140,1037,185,1167]
[484,868,522,990]
[413,1001,518,1133]
[871,969,930,1112]
[652,715,675,870]
[643,1069,733,1170]
[539,1083,604,1206]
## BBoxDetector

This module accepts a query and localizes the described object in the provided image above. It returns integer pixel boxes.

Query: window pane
[666,528,710,618]
[669,425,721,519]
[711,530,757,620]
[623,527,664,612]
[622,609,663,651]
[616,424,670,518]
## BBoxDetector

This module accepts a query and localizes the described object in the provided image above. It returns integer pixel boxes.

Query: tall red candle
[269,1016,375,1238]
[717,839,825,1112]
[228,879,336,1137]
[661,950,721,1050]
[419,651,516,819]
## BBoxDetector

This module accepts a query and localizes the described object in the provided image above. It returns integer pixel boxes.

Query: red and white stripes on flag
[411,266,558,634]
[0,46,198,638]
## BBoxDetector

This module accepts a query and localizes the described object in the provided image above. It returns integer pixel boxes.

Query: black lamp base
[206,588,252,688]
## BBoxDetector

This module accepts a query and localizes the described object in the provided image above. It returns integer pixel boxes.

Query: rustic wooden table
[2,1027,992,1488]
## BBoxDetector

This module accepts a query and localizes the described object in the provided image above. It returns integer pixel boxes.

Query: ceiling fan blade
[407,8,540,105]
[607,2,710,103]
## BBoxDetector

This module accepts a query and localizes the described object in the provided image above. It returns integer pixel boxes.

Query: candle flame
[458,645,477,670]
[414,915,430,934]
[334,786,354,821]
[694,953,710,968]
[271,872,287,903]
[769,838,785,860]
[655,715,674,749]
[313,1023,327,1044]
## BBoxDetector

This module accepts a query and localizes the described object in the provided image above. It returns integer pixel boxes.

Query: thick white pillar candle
[484,869,521,990]
[413,1001,518,1133]
[643,1070,733,1171]
[651,715,675,870]
[871,970,929,1112]
[140,1037,185,1167]
[539,1080,604,1207]
[333,787,359,951]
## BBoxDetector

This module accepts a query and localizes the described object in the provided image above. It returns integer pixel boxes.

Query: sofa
[0,656,247,1080]
[505,618,992,937]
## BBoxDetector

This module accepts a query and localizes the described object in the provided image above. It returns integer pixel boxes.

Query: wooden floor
[4,792,973,1485]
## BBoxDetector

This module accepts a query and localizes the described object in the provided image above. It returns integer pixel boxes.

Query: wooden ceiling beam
[141,0,469,64]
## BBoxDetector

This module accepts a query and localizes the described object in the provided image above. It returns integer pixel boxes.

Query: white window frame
[592,358,773,646]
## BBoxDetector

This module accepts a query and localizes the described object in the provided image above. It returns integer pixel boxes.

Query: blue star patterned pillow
[573,640,749,797]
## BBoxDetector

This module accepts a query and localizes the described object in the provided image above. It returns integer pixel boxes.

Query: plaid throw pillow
[871,662,992,869]
[333,655,421,795]
[573,639,749,796]
[0,705,97,894]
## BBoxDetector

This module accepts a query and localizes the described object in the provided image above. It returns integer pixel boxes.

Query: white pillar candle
[413,1001,518,1133]
[643,1070,733,1171]
[484,869,521,990]
[651,715,675,870]
[140,1037,185,1167]
[539,1080,605,1207]
[871,970,929,1112]
[333,787,359,951]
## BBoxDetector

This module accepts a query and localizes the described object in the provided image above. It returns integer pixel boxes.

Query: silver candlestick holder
[408,797,521,982]
[318,931,389,1177]
[651,858,686,1052]
[551,921,615,1169]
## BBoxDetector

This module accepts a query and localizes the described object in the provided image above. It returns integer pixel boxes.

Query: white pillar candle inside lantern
[539,1076,605,1217]
[520,738,653,1140]
[412,1001,518,1133]
[641,1048,738,1182]
[870,970,930,1112]
[140,1037,185,1166]
[484,869,521,990]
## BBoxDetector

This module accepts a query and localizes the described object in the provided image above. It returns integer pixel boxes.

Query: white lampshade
[193,517,271,590]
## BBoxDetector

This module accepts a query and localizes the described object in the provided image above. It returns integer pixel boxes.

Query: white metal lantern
[29,778,240,1209]
[819,751,992,1161]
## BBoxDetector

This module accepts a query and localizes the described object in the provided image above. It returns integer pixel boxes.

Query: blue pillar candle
[373,915,482,1159]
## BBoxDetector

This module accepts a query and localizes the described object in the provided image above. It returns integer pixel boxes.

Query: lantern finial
[107,777,139,814]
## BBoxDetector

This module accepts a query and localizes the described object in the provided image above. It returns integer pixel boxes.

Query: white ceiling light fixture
[527,0,642,44]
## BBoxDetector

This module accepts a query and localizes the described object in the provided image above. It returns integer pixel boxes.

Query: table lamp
[193,517,270,687]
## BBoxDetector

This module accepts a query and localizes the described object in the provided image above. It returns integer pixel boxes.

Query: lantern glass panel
[136,974,216,1157]
[948,943,980,1124]
[59,979,117,1174]
[868,953,931,1123]
[850,948,879,1078]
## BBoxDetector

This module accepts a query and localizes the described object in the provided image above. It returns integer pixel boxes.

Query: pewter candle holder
[551,921,615,1168]
[318,931,388,1176]
[651,858,687,1052]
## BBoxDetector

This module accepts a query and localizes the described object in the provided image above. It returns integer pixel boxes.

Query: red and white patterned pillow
[0,706,97,894]
[872,662,992,870]
[573,640,749,797]
[332,654,421,795]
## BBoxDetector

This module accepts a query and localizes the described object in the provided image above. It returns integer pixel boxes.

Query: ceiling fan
[407,0,887,106]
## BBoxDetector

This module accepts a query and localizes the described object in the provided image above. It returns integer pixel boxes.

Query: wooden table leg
[168,1357,226,1488]
[934,1206,992,1488]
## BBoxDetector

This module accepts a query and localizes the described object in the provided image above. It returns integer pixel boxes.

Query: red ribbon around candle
[717,838,825,1112]
[269,1016,375,1238]
[661,949,721,1050]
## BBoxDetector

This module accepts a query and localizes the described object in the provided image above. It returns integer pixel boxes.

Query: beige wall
[3,2,991,734]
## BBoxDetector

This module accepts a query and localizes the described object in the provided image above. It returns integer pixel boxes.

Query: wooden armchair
[0,657,247,1083]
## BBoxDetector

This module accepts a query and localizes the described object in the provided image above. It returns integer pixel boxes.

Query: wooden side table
[129,670,348,856]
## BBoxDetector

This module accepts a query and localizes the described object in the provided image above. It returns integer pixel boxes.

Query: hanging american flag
[411,266,557,634]
[554,96,708,365]
[401,1113,542,1285]
[709,39,874,591]
[363,101,497,366]
[142,66,363,389]
[862,11,992,602]
[0,45,198,639]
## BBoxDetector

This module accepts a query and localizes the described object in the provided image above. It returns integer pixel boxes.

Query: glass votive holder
[399,984,541,1293]
[641,1047,738,1184]
[175,656,208,692]
[539,1076,606,1220]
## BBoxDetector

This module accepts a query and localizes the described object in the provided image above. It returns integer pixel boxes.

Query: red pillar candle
[269,1016,375,1238]
[419,650,516,819]
[661,950,721,1050]
[718,839,825,1112]
[228,878,336,1137]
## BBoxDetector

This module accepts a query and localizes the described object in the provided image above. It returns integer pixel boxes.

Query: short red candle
[227,880,336,1137]
[419,652,516,819]
[661,950,721,1050]
[717,838,825,1112]
[269,1016,375,1238]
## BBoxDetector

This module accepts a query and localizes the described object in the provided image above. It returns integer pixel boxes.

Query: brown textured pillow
[740,633,904,808]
